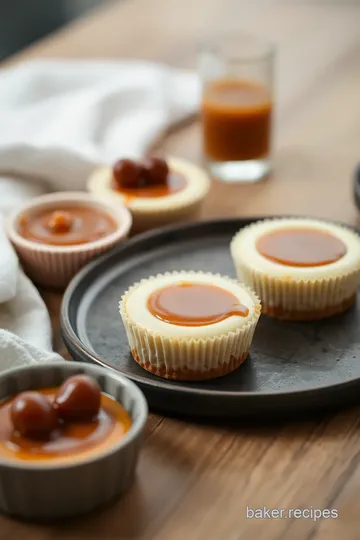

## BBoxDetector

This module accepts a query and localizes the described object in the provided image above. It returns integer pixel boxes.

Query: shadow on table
[0,0,113,60]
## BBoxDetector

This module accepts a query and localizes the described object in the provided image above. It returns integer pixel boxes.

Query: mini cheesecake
[119,271,261,381]
[231,218,360,320]
[87,157,210,232]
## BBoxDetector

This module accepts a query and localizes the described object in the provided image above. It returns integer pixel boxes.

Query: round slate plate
[61,218,360,419]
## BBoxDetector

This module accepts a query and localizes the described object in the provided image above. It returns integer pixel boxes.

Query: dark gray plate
[61,218,360,419]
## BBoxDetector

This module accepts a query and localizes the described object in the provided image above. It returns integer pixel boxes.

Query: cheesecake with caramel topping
[119,271,261,381]
[231,218,360,320]
[87,156,210,232]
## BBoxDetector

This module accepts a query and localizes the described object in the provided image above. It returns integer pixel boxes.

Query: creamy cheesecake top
[231,218,360,280]
[121,272,260,339]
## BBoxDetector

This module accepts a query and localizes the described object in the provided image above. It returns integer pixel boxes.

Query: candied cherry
[47,211,73,234]
[113,159,143,189]
[10,391,58,439]
[142,156,169,185]
[54,374,101,421]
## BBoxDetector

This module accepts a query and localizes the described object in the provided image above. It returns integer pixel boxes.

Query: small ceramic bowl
[6,192,132,288]
[0,362,147,520]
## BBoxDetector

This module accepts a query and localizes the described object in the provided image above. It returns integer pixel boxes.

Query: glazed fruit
[47,211,73,234]
[142,156,169,185]
[10,391,58,439]
[113,159,143,189]
[54,374,101,421]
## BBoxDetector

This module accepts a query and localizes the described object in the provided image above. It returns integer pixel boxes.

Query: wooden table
[3,1,360,538]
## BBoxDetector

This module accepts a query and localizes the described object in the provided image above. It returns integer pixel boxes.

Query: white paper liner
[119,271,261,380]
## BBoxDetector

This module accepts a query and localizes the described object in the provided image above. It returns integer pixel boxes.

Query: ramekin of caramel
[0,362,147,519]
[6,192,132,288]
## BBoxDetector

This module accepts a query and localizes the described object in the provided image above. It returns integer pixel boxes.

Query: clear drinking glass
[199,34,275,183]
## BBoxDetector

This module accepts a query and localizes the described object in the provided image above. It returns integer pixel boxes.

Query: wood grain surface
[2,1,360,538]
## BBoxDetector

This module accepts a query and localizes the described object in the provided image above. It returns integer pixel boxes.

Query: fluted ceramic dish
[6,192,132,288]
[0,362,147,520]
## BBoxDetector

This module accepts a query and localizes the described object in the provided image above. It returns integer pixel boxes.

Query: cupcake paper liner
[234,263,360,320]
[119,271,261,381]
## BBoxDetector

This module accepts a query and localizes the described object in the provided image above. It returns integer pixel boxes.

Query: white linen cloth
[0,60,199,372]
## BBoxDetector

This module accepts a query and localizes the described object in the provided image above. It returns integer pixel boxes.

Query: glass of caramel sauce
[199,34,275,183]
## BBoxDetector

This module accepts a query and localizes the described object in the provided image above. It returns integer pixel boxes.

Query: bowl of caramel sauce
[6,192,132,288]
[0,362,147,519]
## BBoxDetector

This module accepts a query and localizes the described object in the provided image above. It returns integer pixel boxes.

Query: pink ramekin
[6,191,132,288]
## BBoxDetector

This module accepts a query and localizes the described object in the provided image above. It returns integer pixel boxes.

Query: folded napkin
[0,59,199,373]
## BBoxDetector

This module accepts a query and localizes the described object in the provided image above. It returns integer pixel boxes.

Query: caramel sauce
[19,206,117,246]
[113,172,187,199]
[256,228,347,267]
[201,78,271,161]
[0,388,131,462]
[147,282,249,326]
